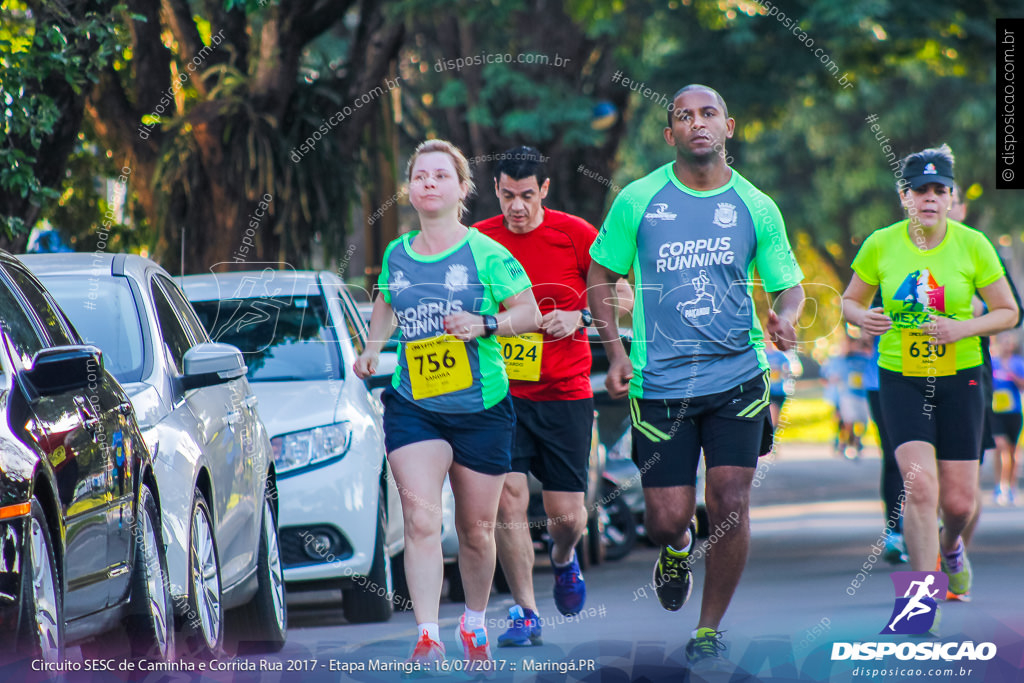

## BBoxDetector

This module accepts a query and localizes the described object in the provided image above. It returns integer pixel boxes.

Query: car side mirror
[182,342,247,391]
[19,345,103,401]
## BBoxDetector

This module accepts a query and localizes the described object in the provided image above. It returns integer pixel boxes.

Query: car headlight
[271,423,353,476]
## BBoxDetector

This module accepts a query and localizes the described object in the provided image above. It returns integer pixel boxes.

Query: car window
[333,286,365,356]
[151,279,194,375]
[0,275,45,368]
[155,274,209,344]
[39,275,146,383]
[343,307,365,355]
[190,294,341,381]
[4,265,77,347]
[358,304,400,353]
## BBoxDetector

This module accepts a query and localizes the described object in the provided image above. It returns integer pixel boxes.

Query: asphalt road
[44,445,1024,682]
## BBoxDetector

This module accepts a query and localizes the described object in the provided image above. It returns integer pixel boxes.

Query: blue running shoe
[883,531,909,564]
[497,605,542,647]
[551,549,586,616]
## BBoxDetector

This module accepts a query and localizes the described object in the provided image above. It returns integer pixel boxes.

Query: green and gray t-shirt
[379,228,532,412]
[590,163,803,400]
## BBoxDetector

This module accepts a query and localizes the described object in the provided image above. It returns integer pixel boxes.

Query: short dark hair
[667,84,729,126]
[493,146,548,186]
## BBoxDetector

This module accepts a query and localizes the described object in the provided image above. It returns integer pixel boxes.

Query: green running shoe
[686,627,728,664]
[940,541,972,597]
[653,520,696,611]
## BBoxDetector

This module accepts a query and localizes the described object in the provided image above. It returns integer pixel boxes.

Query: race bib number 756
[405,335,472,399]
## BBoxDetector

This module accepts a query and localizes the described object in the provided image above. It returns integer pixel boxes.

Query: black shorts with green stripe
[630,371,774,488]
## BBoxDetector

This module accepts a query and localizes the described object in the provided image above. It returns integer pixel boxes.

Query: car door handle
[73,396,101,439]
[244,395,258,410]
[225,410,242,426]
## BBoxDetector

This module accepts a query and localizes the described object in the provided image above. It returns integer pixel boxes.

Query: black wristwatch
[482,314,499,337]
[580,309,593,327]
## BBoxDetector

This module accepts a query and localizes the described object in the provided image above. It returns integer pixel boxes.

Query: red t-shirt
[475,209,597,401]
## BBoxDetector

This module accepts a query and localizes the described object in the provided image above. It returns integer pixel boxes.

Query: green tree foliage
[82,0,404,273]
[616,0,1021,280]
[4,0,1019,306]
[392,0,649,226]
[0,0,125,245]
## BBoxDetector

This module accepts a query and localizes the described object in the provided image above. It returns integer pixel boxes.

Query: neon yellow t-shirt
[851,219,1004,373]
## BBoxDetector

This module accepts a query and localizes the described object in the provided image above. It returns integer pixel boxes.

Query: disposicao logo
[881,571,946,635]
[831,571,998,664]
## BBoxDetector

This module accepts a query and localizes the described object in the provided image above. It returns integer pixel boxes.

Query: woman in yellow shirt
[842,145,1017,604]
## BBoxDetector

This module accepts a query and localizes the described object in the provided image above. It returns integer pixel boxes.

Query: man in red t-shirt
[475,147,597,646]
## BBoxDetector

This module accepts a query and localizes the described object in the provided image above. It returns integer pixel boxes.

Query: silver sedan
[20,253,286,657]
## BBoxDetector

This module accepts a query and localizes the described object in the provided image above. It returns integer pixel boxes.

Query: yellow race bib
[496,333,543,381]
[900,329,955,377]
[405,335,472,399]
[993,388,1014,413]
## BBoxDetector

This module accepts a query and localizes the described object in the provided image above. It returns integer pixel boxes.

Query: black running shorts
[878,366,984,461]
[630,371,773,488]
[991,411,1024,445]
[980,365,995,454]
[510,396,594,492]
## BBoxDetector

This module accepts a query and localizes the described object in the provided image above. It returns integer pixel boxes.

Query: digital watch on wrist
[580,309,594,327]
[482,314,499,337]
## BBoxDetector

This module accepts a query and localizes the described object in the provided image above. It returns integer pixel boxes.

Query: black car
[0,252,174,672]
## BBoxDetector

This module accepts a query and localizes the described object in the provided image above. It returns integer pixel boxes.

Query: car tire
[124,482,175,662]
[391,551,412,611]
[600,483,637,562]
[17,497,63,665]
[573,532,590,571]
[179,491,223,658]
[229,491,287,654]
[342,488,394,624]
[586,507,606,567]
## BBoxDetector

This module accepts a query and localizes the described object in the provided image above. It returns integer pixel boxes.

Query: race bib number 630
[900,329,955,377]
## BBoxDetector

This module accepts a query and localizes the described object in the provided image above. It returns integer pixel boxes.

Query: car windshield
[39,275,146,383]
[190,295,341,381]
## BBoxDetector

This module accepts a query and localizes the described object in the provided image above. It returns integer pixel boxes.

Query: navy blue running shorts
[381,386,515,475]
[630,371,773,488]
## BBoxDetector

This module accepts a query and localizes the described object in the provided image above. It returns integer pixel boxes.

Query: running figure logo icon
[881,572,948,635]
[676,269,721,327]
